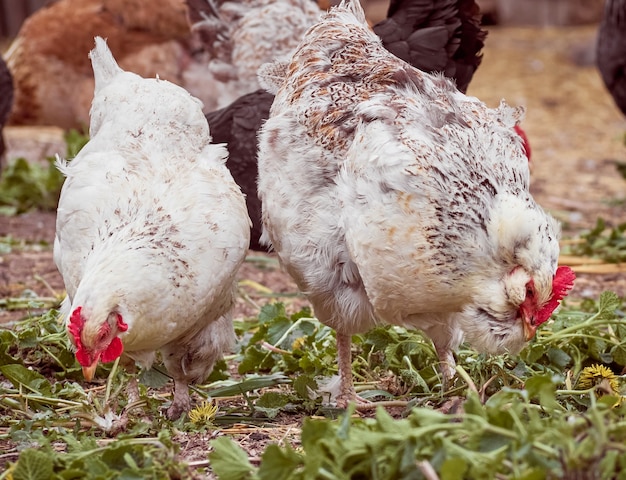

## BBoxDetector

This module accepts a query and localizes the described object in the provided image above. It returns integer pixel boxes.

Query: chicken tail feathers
[258,0,367,94]
[340,0,367,24]
[89,37,123,94]
[257,59,290,94]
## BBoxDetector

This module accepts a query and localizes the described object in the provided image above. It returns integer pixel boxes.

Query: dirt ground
[1,20,626,476]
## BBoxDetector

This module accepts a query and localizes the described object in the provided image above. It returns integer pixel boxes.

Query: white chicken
[257,1,575,407]
[185,0,322,111]
[54,37,250,419]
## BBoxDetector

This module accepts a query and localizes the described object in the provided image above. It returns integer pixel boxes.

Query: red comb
[68,307,92,366]
[513,125,531,162]
[67,307,84,340]
[535,266,576,325]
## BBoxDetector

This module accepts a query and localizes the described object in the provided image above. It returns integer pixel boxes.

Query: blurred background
[0,0,609,37]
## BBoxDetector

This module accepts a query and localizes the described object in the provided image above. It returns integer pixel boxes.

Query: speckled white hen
[186,0,321,111]
[54,37,250,419]
[257,1,575,407]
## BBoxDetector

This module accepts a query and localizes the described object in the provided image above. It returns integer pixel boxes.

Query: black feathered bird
[207,0,487,250]
[206,90,272,251]
[0,56,14,164]
[373,0,485,94]
[597,0,626,115]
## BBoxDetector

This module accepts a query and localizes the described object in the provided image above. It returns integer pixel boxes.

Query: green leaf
[208,374,290,397]
[546,348,571,368]
[266,317,294,346]
[440,457,468,480]
[13,449,54,480]
[209,437,255,480]
[239,345,275,374]
[255,391,292,418]
[524,374,560,411]
[516,468,547,480]
[0,364,52,395]
[610,345,626,366]
[597,292,621,320]
[138,367,170,388]
[258,303,287,324]
[258,444,303,480]
[292,374,317,400]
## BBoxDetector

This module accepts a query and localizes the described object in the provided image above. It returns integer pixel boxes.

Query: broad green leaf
[524,374,560,411]
[208,374,290,397]
[0,364,52,395]
[258,303,287,324]
[440,457,468,480]
[13,449,53,480]
[597,292,621,320]
[611,344,626,366]
[292,374,317,399]
[139,367,170,388]
[258,444,302,480]
[255,391,291,418]
[266,317,294,346]
[256,391,291,409]
[516,468,546,480]
[239,345,275,374]
[546,348,571,369]
[209,437,255,480]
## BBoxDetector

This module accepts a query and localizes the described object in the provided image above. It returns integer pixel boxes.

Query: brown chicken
[6,0,194,129]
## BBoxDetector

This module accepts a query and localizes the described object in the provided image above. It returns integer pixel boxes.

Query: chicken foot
[335,332,371,408]
[167,379,191,420]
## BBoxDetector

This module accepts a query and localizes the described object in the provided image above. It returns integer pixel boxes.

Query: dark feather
[373,0,486,93]
[206,89,272,251]
[0,56,14,161]
[597,0,626,115]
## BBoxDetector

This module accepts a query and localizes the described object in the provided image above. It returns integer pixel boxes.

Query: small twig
[416,460,440,480]
[354,400,411,411]
[455,365,478,395]
[260,341,291,355]
[104,356,121,406]
[34,274,61,298]
[187,459,212,469]
[0,297,59,310]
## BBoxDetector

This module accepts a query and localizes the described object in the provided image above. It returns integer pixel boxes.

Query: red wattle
[101,336,124,363]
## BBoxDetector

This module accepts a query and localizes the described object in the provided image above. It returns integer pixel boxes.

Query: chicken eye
[526,286,534,298]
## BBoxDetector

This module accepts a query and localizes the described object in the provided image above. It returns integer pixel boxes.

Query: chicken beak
[522,312,538,341]
[82,362,98,382]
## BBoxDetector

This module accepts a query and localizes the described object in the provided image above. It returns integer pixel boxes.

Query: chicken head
[67,306,129,381]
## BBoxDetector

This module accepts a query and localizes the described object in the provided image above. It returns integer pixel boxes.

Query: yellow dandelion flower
[577,364,619,395]
[292,337,306,350]
[188,400,218,425]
